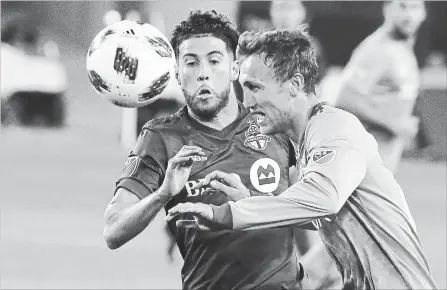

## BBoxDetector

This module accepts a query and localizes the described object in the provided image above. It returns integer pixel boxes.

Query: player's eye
[186,61,197,67]
[245,83,259,92]
[209,59,220,65]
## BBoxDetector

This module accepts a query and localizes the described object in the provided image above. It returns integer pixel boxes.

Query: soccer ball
[86,20,175,108]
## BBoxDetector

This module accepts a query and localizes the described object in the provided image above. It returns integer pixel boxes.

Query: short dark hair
[236,25,319,95]
[170,10,239,59]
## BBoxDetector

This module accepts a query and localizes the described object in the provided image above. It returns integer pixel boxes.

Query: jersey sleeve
[115,127,168,200]
[212,111,367,230]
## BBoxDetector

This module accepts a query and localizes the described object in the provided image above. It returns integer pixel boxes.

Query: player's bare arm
[103,145,206,249]
[104,186,172,249]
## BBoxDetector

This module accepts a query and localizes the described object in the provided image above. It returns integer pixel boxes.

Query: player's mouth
[196,87,214,99]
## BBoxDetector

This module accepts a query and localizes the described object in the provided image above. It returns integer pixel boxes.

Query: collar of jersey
[297,102,330,159]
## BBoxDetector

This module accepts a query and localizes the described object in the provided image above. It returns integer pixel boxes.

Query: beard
[183,87,231,122]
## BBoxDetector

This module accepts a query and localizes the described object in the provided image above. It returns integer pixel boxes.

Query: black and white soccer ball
[86,20,175,108]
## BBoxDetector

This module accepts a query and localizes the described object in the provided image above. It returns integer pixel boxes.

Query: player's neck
[288,95,320,145]
[189,94,239,131]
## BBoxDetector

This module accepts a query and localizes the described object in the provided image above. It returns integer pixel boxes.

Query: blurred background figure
[238,0,337,105]
[269,0,327,84]
[335,0,427,173]
[237,1,272,32]
[269,0,306,29]
[1,13,68,127]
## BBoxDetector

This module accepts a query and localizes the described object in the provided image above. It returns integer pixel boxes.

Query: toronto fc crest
[244,119,271,151]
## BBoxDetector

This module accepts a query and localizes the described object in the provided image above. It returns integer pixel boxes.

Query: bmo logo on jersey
[185,174,242,197]
[184,179,206,197]
[250,158,280,193]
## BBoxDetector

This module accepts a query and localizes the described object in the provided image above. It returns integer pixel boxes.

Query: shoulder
[136,107,189,151]
[307,106,365,147]
[133,110,189,163]
[142,106,189,133]
[350,29,395,65]
[315,106,364,133]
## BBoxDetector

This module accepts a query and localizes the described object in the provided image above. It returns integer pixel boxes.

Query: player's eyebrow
[206,50,224,57]
[182,53,198,59]
[182,51,224,59]
[242,78,263,88]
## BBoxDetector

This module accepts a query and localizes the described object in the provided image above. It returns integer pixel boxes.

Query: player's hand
[160,146,207,197]
[193,170,250,201]
[165,202,214,231]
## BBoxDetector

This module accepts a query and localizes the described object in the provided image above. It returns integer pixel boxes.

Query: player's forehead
[239,54,274,84]
[178,35,228,58]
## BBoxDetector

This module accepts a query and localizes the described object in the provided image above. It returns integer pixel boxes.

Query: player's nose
[197,63,211,81]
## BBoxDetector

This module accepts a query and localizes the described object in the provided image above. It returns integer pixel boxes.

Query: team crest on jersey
[122,156,138,176]
[311,149,336,166]
[243,119,271,151]
[250,158,280,193]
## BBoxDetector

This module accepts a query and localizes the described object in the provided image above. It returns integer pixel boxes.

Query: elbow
[322,188,343,215]
[325,199,340,215]
[103,227,124,250]
[105,238,121,250]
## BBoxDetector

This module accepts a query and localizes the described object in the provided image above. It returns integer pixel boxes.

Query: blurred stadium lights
[102,10,122,27]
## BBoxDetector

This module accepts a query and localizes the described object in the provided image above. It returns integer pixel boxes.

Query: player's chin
[259,123,275,135]
[191,101,221,119]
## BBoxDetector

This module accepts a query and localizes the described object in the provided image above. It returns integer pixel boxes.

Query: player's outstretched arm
[103,144,206,249]
[218,135,367,230]
[103,186,172,249]
[168,121,368,231]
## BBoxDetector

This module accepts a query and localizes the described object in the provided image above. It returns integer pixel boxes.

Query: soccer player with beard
[103,10,309,290]
[336,0,427,173]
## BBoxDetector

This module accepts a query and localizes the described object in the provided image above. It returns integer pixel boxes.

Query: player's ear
[289,73,304,97]
[230,60,240,82]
